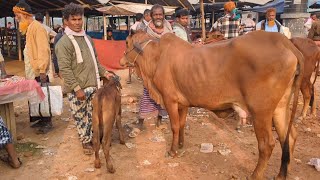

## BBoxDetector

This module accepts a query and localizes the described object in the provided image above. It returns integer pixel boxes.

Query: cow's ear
[133,42,143,53]
[130,29,136,36]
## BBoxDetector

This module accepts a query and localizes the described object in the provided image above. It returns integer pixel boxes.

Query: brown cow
[290,37,320,118]
[92,77,125,173]
[120,31,304,179]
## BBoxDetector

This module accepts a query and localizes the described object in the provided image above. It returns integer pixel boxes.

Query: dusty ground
[1,61,320,180]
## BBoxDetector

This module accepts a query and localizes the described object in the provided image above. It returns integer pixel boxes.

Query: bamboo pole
[17,29,22,61]
[200,0,206,41]
[103,14,107,40]
[45,11,50,27]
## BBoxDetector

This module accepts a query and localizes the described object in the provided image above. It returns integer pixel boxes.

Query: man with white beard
[130,4,172,137]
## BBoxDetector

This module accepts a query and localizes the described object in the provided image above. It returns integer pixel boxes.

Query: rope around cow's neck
[127,39,154,66]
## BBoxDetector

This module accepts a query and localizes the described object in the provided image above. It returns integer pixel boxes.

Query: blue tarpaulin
[245,0,284,13]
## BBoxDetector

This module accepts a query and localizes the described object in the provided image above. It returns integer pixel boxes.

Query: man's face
[144,13,151,22]
[152,8,164,27]
[267,12,276,21]
[14,12,27,23]
[66,14,83,32]
[177,15,189,27]
[14,12,30,35]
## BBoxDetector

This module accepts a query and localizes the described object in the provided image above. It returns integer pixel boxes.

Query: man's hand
[105,72,115,80]
[39,73,47,83]
[75,89,86,101]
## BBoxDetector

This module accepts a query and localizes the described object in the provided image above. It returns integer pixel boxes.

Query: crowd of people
[1,0,319,170]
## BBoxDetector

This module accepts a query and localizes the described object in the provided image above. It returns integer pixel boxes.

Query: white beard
[154,20,163,27]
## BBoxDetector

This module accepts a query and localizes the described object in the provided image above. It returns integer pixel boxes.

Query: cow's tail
[280,45,305,177]
[310,59,320,106]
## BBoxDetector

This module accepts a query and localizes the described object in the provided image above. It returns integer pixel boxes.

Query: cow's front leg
[164,101,180,157]
[178,107,188,149]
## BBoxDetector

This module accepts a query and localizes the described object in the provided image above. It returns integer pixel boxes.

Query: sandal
[0,155,22,169]
[128,128,141,138]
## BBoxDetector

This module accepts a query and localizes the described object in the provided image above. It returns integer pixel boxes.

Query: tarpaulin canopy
[243,0,284,13]
[96,3,176,15]
[93,39,126,70]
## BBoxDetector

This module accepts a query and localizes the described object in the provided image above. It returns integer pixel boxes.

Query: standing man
[55,3,114,155]
[172,9,191,42]
[130,4,172,137]
[305,13,318,35]
[130,13,143,32]
[13,0,52,134]
[241,13,255,34]
[35,13,57,43]
[137,9,152,31]
[215,1,241,39]
[256,8,284,34]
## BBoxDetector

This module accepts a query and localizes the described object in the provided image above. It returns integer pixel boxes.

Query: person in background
[0,116,22,169]
[13,0,52,134]
[241,13,255,34]
[215,1,241,39]
[305,13,318,35]
[130,13,143,32]
[172,8,191,42]
[137,9,151,31]
[6,22,14,29]
[256,8,284,34]
[35,13,57,43]
[106,27,114,40]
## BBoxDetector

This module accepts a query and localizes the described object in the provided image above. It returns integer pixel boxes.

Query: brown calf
[92,77,125,173]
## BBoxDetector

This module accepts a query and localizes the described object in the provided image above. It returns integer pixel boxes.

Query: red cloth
[93,39,126,71]
[0,77,44,98]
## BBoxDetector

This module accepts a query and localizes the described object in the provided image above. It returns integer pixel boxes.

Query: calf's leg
[116,107,125,144]
[300,80,311,119]
[92,99,101,168]
[102,112,115,173]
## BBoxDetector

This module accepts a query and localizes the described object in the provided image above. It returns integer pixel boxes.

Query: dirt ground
[1,64,320,180]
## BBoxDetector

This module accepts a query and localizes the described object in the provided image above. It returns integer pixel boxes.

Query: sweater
[55,34,108,93]
[25,20,50,76]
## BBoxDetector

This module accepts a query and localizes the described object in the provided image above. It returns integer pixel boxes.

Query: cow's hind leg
[249,112,274,180]
[178,107,188,149]
[116,106,125,144]
[300,80,311,119]
[92,99,101,169]
[311,86,317,117]
[273,88,297,180]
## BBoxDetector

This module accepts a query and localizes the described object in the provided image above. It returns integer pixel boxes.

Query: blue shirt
[264,23,279,32]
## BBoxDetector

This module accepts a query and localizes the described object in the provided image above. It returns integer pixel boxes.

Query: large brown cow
[290,37,320,118]
[120,31,304,180]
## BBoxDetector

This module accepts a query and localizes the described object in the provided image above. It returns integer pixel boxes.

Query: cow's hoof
[179,143,184,149]
[107,166,115,174]
[167,150,178,158]
[94,160,101,168]
[120,140,125,145]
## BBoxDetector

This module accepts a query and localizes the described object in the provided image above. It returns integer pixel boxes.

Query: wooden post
[4,17,10,57]
[118,16,120,30]
[103,14,107,40]
[85,16,89,31]
[200,0,206,41]
[17,30,22,61]
[51,16,54,29]
[127,16,130,30]
[45,11,50,27]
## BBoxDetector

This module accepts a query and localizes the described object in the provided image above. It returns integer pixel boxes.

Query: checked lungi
[0,116,12,149]
[68,87,96,144]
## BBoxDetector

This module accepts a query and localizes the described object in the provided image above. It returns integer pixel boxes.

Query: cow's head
[119,30,154,67]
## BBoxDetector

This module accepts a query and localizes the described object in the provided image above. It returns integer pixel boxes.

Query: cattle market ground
[1,61,320,180]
